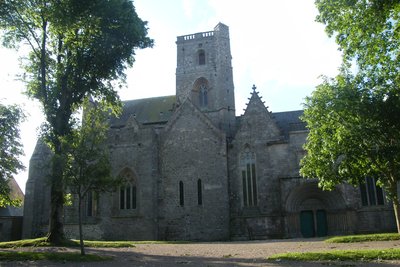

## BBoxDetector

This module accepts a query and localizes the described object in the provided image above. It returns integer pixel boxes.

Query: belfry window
[359,177,385,206]
[198,50,205,65]
[199,84,208,107]
[240,150,258,207]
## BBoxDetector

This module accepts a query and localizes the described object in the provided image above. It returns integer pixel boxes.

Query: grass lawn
[325,233,400,243]
[0,237,188,249]
[0,251,112,262]
[268,248,400,262]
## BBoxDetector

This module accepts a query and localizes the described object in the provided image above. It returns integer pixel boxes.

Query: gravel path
[2,238,400,266]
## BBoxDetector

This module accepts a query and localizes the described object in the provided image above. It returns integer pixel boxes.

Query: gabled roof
[110,95,176,127]
[236,85,307,139]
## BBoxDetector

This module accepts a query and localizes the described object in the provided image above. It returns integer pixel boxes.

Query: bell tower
[176,23,236,136]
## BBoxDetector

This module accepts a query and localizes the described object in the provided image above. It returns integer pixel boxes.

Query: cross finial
[252,84,257,91]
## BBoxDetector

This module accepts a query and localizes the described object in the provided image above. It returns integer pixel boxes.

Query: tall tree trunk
[78,194,85,256]
[388,176,400,233]
[47,143,65,244]
[393,199,400,234]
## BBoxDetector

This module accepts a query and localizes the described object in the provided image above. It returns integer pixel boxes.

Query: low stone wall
[0,216,23,241]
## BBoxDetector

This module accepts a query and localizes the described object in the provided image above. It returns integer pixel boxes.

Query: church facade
[23,23,396,241]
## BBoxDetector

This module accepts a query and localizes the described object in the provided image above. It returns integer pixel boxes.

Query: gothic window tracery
[359,177,385,206]
[192,77,210,108]
[199,84,208,107]
[119,169,137,210]
[240,147,258,207]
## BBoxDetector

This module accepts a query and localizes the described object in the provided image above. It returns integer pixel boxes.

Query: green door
[300,210,315,238]
[316,210,328,237]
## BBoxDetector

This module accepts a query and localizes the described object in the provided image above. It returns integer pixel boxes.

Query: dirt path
[2,238,400,266]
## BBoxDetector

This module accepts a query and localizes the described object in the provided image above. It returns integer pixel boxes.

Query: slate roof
[272,110,307,137]
[110,95,176,127]
[109,95,306,138]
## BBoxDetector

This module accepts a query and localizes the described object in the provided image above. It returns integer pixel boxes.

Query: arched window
[179,181,184,206]
[199,84,208,107]
[240,148,258,207]
[198,50,205,65]
[197,179,203,205]
[193,77,210,108]
[118,168,137,210]
[359,177,385,206]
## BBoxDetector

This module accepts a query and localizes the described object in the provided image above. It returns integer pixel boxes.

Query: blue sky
[1,0,342,192]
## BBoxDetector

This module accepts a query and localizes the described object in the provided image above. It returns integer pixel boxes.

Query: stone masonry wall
[158,101,229,241]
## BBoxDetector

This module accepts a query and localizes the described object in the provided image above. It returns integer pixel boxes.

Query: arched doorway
[284,181,347,238]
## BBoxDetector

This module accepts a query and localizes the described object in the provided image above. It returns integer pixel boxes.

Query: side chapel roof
[110,95,176,127]
[273,110,306,137]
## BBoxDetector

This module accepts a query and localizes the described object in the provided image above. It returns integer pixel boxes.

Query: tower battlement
[176,23,229,43]
[176,31,214,42]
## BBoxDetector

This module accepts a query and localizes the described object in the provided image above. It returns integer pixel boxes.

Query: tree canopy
[301,0,400,232]
[64,99,123,255]
[0,103,25,207]
[0,0,153,243]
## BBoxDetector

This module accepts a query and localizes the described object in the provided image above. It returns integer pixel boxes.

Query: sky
[1,0,342,193]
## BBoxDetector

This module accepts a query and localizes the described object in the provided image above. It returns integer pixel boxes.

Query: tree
[301,0,400,233]
[64,99,122,255]
[0,103,25,207]
[0,0,153,243]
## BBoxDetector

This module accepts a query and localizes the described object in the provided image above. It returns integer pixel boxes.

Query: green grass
[0,251,112,262]
[0,237,136,248]
[0,237,50,248]
[268,248,400,262]
[325,233,400,243]
[0,237,189,249]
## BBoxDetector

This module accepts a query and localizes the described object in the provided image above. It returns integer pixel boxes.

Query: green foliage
[0,0,153,242]
[0,237,188,248]
[0,237,50,248]
[316,0,400,81]
[303,0,400,232]
[268,248,400,262]
[64,99,122,197]
[0,251,112,262]
[0,103,25,207]
[63,193,73,206]
[300,72,392,190]
[326,233,400,243]
[63,99,123,255]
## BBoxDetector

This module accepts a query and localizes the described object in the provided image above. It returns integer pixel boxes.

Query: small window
[198,50,205,65]
[197,179,203,205]
[179,181,184,206]
[359,177,384,206]
[86,191,97,217]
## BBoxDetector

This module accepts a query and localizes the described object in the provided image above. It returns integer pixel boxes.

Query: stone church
[23,23,396,241]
